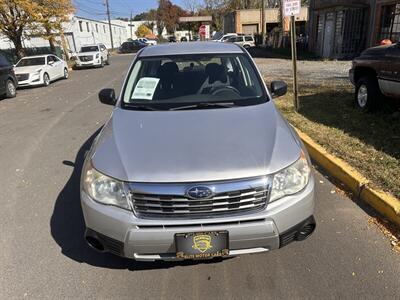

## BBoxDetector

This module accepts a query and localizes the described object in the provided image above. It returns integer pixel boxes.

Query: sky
[73,0,187,20]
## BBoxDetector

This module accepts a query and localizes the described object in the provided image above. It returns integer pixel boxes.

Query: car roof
[20,55,50,59]
[138,42,244,57]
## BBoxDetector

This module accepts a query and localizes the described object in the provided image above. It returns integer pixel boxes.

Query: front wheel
[355,76,381,112]
[105,56,110,65]
[5,79,16,98]
[43,73,50,86]
[63,68,69,79]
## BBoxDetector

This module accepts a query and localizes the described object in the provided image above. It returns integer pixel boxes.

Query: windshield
[16,57,46,67]
[122,53,265,110]
[80,46,98,52]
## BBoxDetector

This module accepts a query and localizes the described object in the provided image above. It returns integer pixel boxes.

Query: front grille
[79,55,93,62]
[130,177,271,219]
[16,73,29,81]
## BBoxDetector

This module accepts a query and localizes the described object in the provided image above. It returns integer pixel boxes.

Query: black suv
[0,53,17,99]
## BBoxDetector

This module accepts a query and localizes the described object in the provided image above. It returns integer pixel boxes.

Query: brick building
[308,0,400,59]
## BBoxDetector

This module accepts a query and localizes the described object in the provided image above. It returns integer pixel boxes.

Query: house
[308,0,400,59]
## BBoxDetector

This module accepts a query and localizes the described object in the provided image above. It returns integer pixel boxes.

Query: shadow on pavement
[50,128,226,270]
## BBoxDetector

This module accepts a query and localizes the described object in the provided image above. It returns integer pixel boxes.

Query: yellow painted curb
[294,127,400,227]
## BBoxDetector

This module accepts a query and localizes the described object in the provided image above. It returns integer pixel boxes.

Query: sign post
[283,0,300,112]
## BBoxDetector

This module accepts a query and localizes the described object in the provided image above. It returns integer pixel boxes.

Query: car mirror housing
[99,88,117,106]
[270,81,288,98]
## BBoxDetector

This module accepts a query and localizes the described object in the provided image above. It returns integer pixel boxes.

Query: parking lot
[1,54,399,299]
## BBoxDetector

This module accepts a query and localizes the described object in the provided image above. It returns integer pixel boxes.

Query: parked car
[212,32,238,42]
[226,35,255,48]
[349,42,400,111]
[0,53,17,98]
[168,36,177,43]
[138,38,157,46]
[82,42,316,261]
[118,41,148,53]
[14,54,68,87]
[180,36,188,42]
[74,43,110,68]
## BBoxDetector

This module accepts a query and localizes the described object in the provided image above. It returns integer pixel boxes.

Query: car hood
[78,52,98,56]
[361,44,390,56]
[91,102,302,183]
[14,66,43,74]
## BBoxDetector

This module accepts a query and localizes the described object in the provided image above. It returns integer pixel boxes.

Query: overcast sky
[74,0,187,20]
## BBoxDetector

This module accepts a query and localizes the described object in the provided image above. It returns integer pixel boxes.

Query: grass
[273,84,400,199]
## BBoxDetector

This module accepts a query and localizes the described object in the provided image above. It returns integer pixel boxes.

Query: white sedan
[14,54,69,87]
[138,38,157,46]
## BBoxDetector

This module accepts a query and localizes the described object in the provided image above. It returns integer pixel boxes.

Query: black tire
[43,73,50,86]
[105,56,110,65]
[355,76,381,112]
[5,79,16,98]
[100,58,105,68]
[63,68,69,79]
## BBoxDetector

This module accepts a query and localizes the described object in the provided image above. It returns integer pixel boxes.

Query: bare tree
[183,0,200,14]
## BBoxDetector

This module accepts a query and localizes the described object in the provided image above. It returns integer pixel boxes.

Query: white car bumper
[16,73,44,87]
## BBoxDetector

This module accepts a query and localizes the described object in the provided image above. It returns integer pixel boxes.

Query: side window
[53,55,60,62]
[0,55,10,67]
[245,36,253,41]
[47,56,54,64]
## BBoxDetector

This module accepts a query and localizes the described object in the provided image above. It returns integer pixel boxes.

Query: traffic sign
[283,0,300,17]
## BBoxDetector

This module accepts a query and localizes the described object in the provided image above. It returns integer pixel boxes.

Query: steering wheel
[210,85,241,96]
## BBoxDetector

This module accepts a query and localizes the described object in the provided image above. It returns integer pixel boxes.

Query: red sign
[199,25,206,36]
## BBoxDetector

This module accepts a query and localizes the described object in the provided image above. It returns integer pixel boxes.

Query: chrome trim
[128,176,272,219]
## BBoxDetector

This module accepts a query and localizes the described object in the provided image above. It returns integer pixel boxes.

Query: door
[46,56,57,79]
[0,55,8,94]
[380,44,400,97]
[322,13,334,58]
[52,55,64,78]
[242,24,258,35]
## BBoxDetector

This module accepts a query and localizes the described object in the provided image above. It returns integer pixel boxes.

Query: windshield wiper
[169,102,236,111]
[125,104,159,111]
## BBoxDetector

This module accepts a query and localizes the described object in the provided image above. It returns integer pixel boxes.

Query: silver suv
[81,42,315,261]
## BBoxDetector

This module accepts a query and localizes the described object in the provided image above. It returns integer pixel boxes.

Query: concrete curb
[295,128,400,227]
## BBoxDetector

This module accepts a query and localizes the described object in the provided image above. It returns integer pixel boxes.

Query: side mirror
[270,81,288,98]
[99,88,116,105]
[48,61,54,66]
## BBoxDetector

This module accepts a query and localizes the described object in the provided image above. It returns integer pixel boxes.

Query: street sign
[283,0,300,17]
[199,25,206,36]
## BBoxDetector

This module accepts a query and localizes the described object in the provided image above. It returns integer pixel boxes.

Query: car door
[382,44,400,97]
[52,55,64,78]
[0,54,8,94]
[46,56,57,79]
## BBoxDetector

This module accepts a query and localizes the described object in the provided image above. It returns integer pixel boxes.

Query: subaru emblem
[186,186,214,199]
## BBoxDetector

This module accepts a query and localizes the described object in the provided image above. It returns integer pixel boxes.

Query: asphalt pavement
[0,54,399,300]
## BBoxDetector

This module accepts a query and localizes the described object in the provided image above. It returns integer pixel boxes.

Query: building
[64,16,128,52]
[110,20,166,40]
[0,16,130,53]
[223,8,309,35]
[308,0,400,59]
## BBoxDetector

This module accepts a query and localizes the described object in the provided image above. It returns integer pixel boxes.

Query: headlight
[82,161,130,210]
[95,53,100,59]
[270,151,311,202]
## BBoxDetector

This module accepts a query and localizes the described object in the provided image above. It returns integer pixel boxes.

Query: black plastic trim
[279,216,316,248]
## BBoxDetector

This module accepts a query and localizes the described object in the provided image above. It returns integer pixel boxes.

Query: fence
[0,46,63,64]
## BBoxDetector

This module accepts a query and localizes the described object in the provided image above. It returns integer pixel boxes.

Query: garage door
[242,24,258,35]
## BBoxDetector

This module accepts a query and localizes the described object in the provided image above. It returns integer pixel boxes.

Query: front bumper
[81,178,315,261]
[349,68,355,85]
[75,59,101,68]
[16,74,43,87]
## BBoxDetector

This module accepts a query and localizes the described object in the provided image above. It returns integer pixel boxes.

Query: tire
[355,76,382,112]
[243,44,250,49]
[63,68,69,79]
[43,73,50,86]
[100,58,105,68]
[5,79,16,98]
[105,56,110,65]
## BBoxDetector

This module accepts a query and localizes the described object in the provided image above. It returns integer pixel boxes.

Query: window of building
[379,4,400,43]
[79,21,83,32]
[96,24,98,33]
[86,22,90,32]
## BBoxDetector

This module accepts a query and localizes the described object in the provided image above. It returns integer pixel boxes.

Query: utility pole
[105,0,114,50]
[130,11,133,39]
[261,0,266,46]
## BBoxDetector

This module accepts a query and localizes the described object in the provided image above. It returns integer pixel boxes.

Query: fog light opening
[85,236,105,252]
[295,223,316,241]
